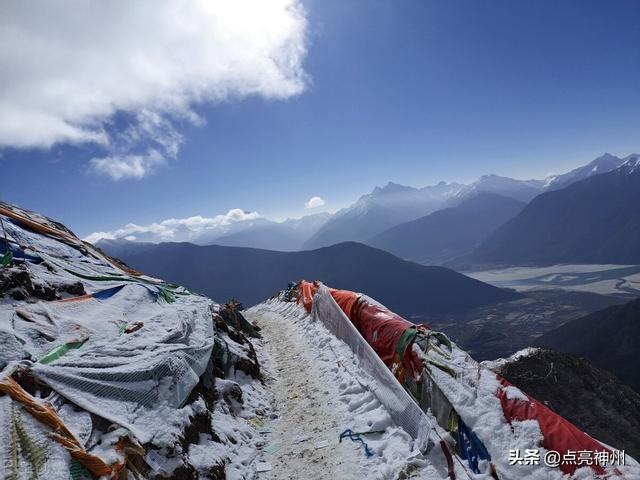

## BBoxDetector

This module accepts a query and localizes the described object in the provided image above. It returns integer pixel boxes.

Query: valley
[467,263,640,296]
[417,288,627,361]
[427,263,640,361]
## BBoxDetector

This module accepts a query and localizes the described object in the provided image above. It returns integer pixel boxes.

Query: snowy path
[245,302,434,480]
[246,308,364,479]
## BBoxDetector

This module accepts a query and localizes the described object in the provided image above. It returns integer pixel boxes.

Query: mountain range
[465,155,640,266]
[302,174,551,250]
[544,153,626,191]
[449,174,544,204]
[196,212,331,251]
[367,193,525,264]
[301,181,463,249]
[204,153,632,259]
[97,240,520,315]
[91,152,637,268]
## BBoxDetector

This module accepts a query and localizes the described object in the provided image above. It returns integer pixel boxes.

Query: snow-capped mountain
[450,174,545,204]
[466,157,640,266]
[5,198,638,480]
[302,181,463,249]
[192,216,278,246]
[281,211,333,234]
[618,153,640,173]
[308,153,637,251]
[367,192,525,265]
[543,153,626,191]
[85,153,639,255]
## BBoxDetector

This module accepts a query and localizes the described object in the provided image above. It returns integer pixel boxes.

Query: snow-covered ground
[244,300,441,480]
[467,264,640,296]
[0,202,266,479]
[1,201,439,479]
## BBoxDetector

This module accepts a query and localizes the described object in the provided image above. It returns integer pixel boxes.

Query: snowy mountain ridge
[84,153,635,252]
[449,174,545,204]
[619,153,640,173]
[303,152,632,249]
[543,153,626,190]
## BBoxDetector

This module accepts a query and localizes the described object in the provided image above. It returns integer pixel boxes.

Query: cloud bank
[0,0,308,178]
[305,196,326,208]
[84,209,262,244]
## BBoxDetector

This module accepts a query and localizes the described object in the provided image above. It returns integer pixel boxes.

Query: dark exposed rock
[212,312,261,380]
[219,302,261,338]
[0,265,86,301]
[11,367,53,398]
[142,311,260,479]
[496,349,640,459]
[61,281,85,296]
[1,266,57,300]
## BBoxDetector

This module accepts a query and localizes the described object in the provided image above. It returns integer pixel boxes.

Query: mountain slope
[494,349,640,459]
[544,153,626,191]
[210,224,303,250]
[98,240,520,315]
[534,297,640,393]
[467,155,640,265]
[193,212,331,250]
[205,213,331,251]
[451,175,544,203]
[302,154,619,252]
[368,193,525,264]
[303,181,462,249]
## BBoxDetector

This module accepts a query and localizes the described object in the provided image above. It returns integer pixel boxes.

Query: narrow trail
[246,309,363,479]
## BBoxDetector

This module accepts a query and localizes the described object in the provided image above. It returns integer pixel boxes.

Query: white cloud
[0,0,308,177]
[304,196,325,209]
[89,149,166,180]
[84,208,262,243]
[84,231,116,244]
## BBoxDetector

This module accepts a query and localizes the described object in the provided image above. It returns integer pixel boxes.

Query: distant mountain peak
[372,181,413,195]
[620,154,640,173]
[367,191,525,265]
[543,153,626,191]
[303,181,464,249]
[450,173,544,204]
[596,152,618,160]
[475,174,522,184]
[282,211,331,223]
[470,155,640,266]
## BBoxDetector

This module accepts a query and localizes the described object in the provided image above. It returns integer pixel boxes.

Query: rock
[497,349,640,459]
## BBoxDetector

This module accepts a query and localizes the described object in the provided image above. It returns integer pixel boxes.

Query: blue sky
[1,0,639,238]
